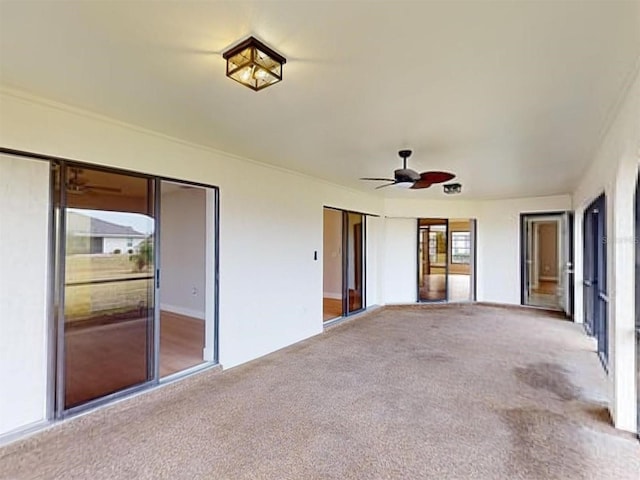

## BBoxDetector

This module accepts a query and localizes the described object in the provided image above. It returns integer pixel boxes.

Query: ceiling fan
[360,149,456,190]
[66,168,122,195]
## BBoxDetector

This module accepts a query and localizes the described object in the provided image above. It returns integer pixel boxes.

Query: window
[451,231,471,264]
[428,231,438,263]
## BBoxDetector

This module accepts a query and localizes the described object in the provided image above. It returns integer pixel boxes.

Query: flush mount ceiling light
[222,36,286,91]
[443,183,462,194]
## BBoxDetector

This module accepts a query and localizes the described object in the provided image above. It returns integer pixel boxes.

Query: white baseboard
[160,303,205,320]
[0,419,50,447]
[323,292,342,300]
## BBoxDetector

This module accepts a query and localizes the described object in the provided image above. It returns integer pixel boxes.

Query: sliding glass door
[345,212,365,314]
[322,208,366,321]
[52,160,219,415]
[418,219,448,302]
[59,165,155,409]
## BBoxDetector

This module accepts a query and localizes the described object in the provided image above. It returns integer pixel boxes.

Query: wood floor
[323,297,342,322]
[532,280,558,295]
[528,280,560,309]
[419,274,471,302]
[64,311,204,408]
[159,311,205,377]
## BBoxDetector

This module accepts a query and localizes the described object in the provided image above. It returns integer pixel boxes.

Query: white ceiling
[0,1,638,199]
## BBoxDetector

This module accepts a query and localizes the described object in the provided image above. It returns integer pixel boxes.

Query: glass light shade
[223,36,286,91]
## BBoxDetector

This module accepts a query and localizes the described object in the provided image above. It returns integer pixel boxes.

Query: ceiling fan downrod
[398,149,412,170]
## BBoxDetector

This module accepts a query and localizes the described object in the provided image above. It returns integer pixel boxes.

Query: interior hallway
[1,305,638,479]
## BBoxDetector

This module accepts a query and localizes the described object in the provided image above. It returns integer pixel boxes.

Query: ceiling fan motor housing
[394,168,421,183]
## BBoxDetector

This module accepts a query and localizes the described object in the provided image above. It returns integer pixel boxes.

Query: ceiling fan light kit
[223,36,286,91]
[443,183,462,194]
[360,149,456,191]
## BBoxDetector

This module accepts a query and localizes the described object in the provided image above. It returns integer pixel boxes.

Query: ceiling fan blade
[410,180,433,189]
[417,171,456,184]
[86,185,123,193]
[360,177,396,182]
[375,182,397,189]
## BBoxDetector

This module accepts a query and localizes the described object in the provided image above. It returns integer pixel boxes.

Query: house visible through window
[451,231,471,264]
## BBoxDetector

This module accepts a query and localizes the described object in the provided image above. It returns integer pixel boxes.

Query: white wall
[476,196,570,304]
[572,63,639,432]
[0,155,50,435]
[382,218,417,304]
[160,186,207,319]
[365,215,383,307]
[322,208,342,299]
[381,195,571,305]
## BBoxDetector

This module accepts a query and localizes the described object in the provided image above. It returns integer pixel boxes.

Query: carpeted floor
[1,304,638,479]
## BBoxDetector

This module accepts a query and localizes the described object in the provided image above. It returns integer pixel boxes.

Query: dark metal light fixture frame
[222,36,287,91]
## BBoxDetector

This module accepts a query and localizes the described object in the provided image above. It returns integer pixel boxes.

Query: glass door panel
[418,219,448,302]
[323,208,344,321]
[594,195,608,362]
[159,180,208,377]
[521,214,564,310]
[345,212,364,314]
[62,166,155,409]
[583,208,596,334]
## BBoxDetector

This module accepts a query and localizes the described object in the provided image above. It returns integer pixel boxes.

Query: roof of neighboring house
[67,211,147,238]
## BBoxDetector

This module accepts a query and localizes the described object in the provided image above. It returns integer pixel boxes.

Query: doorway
[521,212,573,316]
[322,207,366,322]
[54,161,218,415]
[582,196,608,365]
[417,218,475,302]
[159,181,216,378]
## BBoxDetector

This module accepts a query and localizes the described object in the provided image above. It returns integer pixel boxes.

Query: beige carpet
[1,304,638,479]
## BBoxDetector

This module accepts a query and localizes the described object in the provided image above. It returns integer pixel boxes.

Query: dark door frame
[583,194,608,369]
[416,218,450,303]
[343,211,366,316]
[519,211,573,316]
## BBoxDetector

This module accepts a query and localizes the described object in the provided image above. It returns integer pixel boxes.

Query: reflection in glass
[346,212,364,313]
[63,166,154,409]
